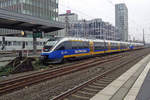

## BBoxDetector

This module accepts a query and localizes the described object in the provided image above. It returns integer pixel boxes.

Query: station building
[0,0,59,37]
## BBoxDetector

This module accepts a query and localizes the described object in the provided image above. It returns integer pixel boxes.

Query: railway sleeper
[97,78,113,83]
[77,90,95,96]
[92,82,109,87]
[74,91,93,98]
[81,88,98,94]
[84,87,99,92]
[87,85,104,91]
[71,93,91,100]
[88,84,105,89]
[94,80,111,85]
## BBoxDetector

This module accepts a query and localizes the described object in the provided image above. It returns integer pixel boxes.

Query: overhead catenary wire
[59,0,146,42]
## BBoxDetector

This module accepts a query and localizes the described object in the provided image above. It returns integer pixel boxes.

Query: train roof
[0,36,143,46]
[59,37,144,45]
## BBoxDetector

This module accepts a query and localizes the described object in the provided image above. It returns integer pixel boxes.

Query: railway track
[51,51,146,100]
[0,52,129,95]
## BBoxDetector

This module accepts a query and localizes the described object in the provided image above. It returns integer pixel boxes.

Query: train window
[111,43,118,49]
[71,41,89,49]
[64,41,72,49]
[105,42,109,50]
[82,42,86,48]
[120,43,126,49]
[94,42,105,50]
[120,43,123,49]
[78,42,81,49]
[81,42,88,49]
[86,42,89,48]
[78,41,82,49]
[72,41,78,49]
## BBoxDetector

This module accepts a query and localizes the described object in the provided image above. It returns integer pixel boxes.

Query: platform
[91,54,150,100]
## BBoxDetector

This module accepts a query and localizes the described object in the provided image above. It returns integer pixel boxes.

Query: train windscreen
[43,37,61,52]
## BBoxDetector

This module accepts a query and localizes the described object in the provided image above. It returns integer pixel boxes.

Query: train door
[89,41,94,54]
[104,40,106,53]
[118,43,120,51]
[108,42,111,52]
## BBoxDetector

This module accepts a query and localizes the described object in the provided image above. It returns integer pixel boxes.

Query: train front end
[40,37,61,63]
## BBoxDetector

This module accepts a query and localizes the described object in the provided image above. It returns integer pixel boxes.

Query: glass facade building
[115,3,128,41]
[0,0,59,37]
[69,19,120,41]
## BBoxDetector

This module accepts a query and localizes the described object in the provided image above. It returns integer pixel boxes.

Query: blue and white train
[41,37,144,63]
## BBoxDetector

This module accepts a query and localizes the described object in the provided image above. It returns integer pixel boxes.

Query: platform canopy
[0,8,64,33]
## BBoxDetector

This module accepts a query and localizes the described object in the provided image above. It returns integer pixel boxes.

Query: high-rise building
[0,0,59,37]
[115,3,128,41]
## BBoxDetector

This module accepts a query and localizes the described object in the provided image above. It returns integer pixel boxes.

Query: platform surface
[91,54,150,100]
[135,67,150,100]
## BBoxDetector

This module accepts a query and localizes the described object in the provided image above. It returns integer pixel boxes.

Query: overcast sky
[59,0,150,42]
